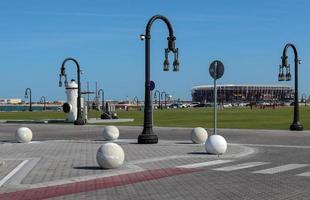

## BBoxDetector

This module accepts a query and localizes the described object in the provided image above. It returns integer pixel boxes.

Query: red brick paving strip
[0,168,201,200]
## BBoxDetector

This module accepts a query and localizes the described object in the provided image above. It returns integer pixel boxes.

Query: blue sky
[0,0,309,101]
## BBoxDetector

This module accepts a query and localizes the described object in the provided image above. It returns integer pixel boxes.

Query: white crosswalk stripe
[213,162,269,171]
[253,164,309,174]
[177,160,234,169]
[177,160,310,178]
[296,171,310,177]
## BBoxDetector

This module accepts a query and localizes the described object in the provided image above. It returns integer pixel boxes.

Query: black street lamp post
[161,91,167,109]
[59,57,85,125]
[279,43,303,131]
[40,96,46,111]
[154,90,161,109]
[24,88,32,112]
[98,89,105,111]
[138,15,180,144]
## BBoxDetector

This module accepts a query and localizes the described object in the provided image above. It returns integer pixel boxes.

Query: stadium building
[191,84,294,104]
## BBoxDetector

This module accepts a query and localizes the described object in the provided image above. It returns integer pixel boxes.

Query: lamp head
[163,59,169,71]
[163,48,169,71]
[278,65,285,81]
[173,48,179,72]
[278,72,285,81]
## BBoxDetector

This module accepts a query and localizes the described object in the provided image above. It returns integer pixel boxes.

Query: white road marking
[5,158,40,185]
[296,171,310,177]
[230,143,310,149]
[177,160,234,169]
[213,162,269,171]
[0,160,29,187]
[253,164,309,174]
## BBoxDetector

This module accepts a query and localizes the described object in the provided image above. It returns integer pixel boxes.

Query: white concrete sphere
[15,127,33,143]
[205,135,227,155]
[102,126,119,141]
[191,127,208,144]
[96,143,125,169]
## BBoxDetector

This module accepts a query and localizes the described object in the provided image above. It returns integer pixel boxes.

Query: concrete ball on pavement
[191,127,208,144]
[205,135,227,155]
[102,126,119,141]
[16,127,33,143]
[96,143,125,169]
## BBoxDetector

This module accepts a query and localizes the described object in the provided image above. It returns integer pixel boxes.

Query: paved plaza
[0,124,310,199]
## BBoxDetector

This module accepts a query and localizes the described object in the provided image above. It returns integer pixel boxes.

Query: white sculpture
[65,80,78,122]
[96,143,125,169]
[205,135,227,155]
[102,126,119,141]
[191,127,208,144]
[16,127,33,143]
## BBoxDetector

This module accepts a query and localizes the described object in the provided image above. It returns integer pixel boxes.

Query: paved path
[0,124,309,199]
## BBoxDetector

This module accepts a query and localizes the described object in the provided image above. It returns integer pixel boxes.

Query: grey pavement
[0,124,309,199]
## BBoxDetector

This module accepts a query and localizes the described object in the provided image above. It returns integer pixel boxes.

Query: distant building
[0,98,22,104]
[191,84,294,104]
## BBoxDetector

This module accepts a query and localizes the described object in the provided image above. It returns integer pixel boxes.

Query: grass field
[0,107,309,130]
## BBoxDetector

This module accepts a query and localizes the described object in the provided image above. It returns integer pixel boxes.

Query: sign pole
[214,63,217,135]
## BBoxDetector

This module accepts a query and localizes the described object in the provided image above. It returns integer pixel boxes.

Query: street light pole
[24,88,32,112]
[40,96,46,111]
[154,90,161,109]
[98,89,105,111]
[138,15,180,144]
[59,57,85,125]
[161,91,167,109]
[279,43,303,131]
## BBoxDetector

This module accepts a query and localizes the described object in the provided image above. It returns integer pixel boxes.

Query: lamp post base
[290,122,303,131]
[138,128,158,144]
[74,118,86,125]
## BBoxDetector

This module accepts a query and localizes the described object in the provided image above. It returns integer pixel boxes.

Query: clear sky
[0,0,309,102]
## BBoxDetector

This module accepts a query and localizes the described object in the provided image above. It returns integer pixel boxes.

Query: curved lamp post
[40,96,46,111]
[161,91,167,109]
[98,89,105,111]
[138,15,180,144]
[154,90,161,109]
[24,88,32,112]
[279,43,303,131]
[59,57,85,125]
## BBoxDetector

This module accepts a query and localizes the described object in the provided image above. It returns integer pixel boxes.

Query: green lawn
[0,107,309,130]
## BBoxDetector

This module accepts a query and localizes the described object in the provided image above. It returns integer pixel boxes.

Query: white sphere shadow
[15,127,33,143]
[96,143,125,169]
[205,135,227,155]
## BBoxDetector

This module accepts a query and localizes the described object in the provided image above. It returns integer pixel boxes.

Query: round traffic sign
[150,81,155,91]
[209,60,224,79]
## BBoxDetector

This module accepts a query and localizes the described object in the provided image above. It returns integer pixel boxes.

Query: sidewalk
[0,138,252,199]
